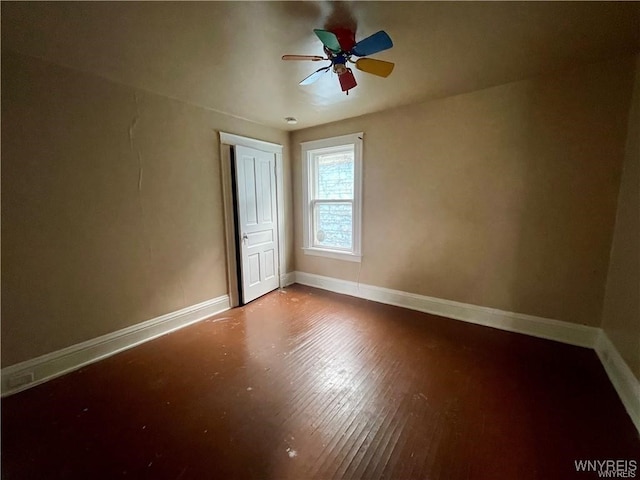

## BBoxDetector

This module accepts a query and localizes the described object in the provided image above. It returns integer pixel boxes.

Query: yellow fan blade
[355,58,394,78]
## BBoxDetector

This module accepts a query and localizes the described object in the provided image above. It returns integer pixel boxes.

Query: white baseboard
[595,332,640,433]
[293,271,640,435]
[4,272,639,436]
[280,271,296,287]
[294,271,599,348]
[1,295,230,397]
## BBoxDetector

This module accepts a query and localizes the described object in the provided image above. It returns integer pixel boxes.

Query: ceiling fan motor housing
[332,53,350,75]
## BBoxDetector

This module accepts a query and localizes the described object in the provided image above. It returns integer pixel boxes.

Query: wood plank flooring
[2,285,638,479]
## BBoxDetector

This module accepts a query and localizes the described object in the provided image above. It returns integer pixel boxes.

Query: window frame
[301,133,363,262]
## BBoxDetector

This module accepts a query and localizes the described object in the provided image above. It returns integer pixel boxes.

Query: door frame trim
[219,132,285,307]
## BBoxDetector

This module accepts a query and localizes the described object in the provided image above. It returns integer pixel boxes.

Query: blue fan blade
[299,66,331,85]
[352,30,393,57]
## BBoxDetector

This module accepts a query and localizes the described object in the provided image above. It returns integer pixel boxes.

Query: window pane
[315,150,354,200]
[314,202,352,250]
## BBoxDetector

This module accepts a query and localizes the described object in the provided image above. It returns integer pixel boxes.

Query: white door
[234,145,280,303]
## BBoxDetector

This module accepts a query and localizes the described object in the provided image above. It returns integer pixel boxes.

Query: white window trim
[301,132,363,263]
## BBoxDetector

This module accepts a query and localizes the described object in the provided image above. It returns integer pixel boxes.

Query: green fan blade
[314,29,341,53]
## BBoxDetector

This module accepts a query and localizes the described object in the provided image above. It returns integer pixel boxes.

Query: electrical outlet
[8,372,34,388]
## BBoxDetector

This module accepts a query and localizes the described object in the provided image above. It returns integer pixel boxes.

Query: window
[301,133,363,262]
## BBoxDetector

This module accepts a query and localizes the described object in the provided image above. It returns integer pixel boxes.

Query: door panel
[235,145,280,303]
[264,249,275,279]
[248,253,261,286]
[260,161,273,222]
[242,163,258,225]
[246,230,273,246]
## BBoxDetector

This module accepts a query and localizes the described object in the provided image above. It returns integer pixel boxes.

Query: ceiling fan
[282,27,394,94]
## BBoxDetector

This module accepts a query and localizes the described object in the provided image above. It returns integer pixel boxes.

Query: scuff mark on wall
[128,114,139,150]
[178,275,187,306]
[137,151,143,192]
[129,91,153,261]
[131,92,144,192]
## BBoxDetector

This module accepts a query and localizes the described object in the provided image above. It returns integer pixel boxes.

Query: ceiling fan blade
[282,55,326,61]
[355,58,395,77]
[313,29,341,53]
[299,66,331,86]
[352,30,393,56]
[333,27,356,52]
[339,69,357,92]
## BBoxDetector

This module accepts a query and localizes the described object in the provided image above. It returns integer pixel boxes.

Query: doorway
[219,132,285,306]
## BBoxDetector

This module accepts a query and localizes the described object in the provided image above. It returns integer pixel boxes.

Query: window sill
[303,247,362,263]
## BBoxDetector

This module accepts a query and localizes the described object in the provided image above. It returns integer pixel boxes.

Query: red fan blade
[339,69,357,92]
[333,27,356,52]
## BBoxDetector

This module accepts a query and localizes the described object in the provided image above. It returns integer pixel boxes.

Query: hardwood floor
[2,285,638,479]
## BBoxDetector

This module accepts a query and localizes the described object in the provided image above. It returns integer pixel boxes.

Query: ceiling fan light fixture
[285,117,298,125]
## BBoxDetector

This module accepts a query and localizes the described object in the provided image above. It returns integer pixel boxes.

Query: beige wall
[1,50,291,366]
[292,56,636,326]
[2,46,635,369]
[602,55,640,380]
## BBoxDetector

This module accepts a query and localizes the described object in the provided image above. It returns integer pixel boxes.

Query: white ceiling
[2,1,639,130]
